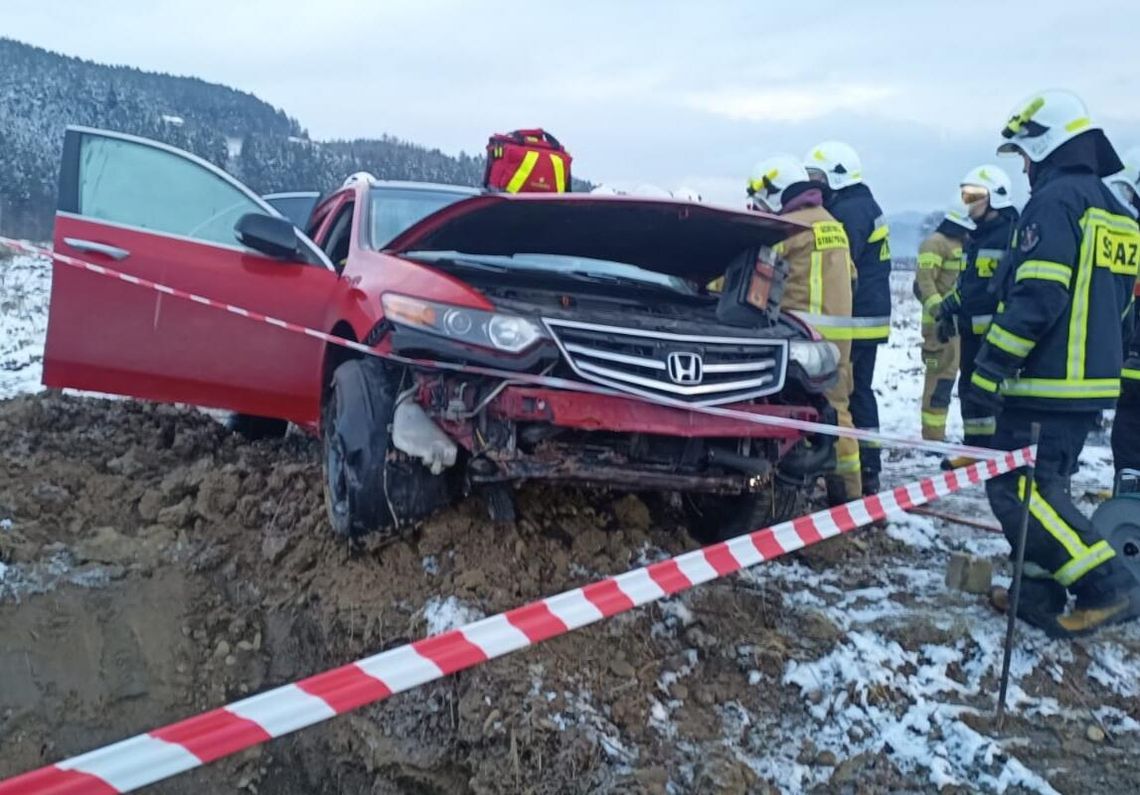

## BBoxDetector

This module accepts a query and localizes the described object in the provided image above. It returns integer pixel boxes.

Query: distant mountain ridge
[0,38,584,240]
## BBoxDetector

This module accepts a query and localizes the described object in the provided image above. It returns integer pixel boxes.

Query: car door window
[324,203,355,269]
[76,135,263,247]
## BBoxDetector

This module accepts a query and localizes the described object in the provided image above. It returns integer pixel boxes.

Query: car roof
[371,180,482,195]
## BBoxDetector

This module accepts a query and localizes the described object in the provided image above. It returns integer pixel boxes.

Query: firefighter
[748,154,860,502]
[914,199,975,441]
[969,90,1140,636]
[805,142,891,494]
[937,165,1019,449]
[1107,146,1140,486]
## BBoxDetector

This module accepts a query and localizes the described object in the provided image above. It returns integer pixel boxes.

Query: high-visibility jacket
[972,167,1140,412]
[776,201,861,497]
[915,224,968,326]
[950,207,1018,334]
[777,204,855,335]
[826,183,892,343]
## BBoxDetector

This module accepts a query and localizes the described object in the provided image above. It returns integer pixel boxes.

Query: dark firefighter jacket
[972,166,1140,412]
[826,183,891,343]
[954,207,1019,333]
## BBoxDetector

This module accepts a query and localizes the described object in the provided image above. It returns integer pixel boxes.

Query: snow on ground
[0,251,51,399]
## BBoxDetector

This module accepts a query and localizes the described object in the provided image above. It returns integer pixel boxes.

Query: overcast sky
[6,0,1139,211]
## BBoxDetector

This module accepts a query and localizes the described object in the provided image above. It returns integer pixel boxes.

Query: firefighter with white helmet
[937,164,1020,449]
[914,198,975,441]
[972,90,1140,637]
[1108,146,1140,488]
[804,141,892,494]
[748,155,860,502]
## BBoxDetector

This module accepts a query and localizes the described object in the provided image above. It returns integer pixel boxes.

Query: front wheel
[683,480,805,545]
[321,359,454,538]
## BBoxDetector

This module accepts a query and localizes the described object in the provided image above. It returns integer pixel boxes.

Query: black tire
[227,413,289,440]
[683,480,805,545]
[321,359,453,538]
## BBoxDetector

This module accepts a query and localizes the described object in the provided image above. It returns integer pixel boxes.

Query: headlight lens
[789,339,839,378]
[382,294,546,353]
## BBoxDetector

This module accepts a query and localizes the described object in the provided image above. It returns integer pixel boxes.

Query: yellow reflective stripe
[1071,210,1103,379]
[1065,116,1091,133]
[971,315,993,334]
[809,252,823,314]
[1017,477,1091,561]
[868,224,889,244]
[1016,260,1073,286]
[790,312,890,341]
[922,410,948,427]
[550,153,566,192]
[963,417,996,434]
[1055,541,1116,586]
[505,150,541,193]
[1124,367,1140,381]
[923,293,943,311]
[1003,377,1121,399]
[836,452,861,473]
[972,372,999,393]
[986,323,1035,358]
[917,252,942,270]
[943,256,964,272]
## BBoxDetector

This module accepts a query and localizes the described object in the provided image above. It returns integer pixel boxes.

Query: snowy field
[1,256,1136,793]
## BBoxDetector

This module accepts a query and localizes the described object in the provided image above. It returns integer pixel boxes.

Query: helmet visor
[805,167,827,183]
[960,185,990,205]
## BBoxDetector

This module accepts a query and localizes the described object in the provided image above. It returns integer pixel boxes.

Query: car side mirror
[234,213,301,260]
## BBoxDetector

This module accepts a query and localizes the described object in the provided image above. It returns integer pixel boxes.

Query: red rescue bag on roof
[484,129,572,193]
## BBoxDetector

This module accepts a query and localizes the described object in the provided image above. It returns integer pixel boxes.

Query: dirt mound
[3,392,1139,794]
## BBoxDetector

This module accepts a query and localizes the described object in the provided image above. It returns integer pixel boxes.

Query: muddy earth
[2,392,1139,794]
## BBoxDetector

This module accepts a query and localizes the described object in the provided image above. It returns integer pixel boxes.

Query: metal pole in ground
[997,422,1041,728]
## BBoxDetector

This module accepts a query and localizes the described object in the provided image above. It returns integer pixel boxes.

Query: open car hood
[384,194,809,282]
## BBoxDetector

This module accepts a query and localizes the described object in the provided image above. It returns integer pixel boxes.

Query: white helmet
[589,184,623,196]
[342,171,377,188]
[1105,146,1140,216]
[943,196,977,231]
[747,154,810,213]
[960,164,1013,210]
[997,90,1100,163]
[804,141,863,190]
[629,183,672,198]
[671,186,702,202]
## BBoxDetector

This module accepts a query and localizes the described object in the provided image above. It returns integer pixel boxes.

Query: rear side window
[75,135,262,247]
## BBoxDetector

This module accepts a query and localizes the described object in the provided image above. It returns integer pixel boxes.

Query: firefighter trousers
[920,324,959,441]
[825,339,862,500]
[959,325,996,448]
[986,409,1128,604]
[850,341,881,478]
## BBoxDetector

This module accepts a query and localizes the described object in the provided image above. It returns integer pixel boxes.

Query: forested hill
[0,38,539,240]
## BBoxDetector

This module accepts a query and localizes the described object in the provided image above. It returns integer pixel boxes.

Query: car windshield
[404,250,699,294]
[370,186,473,248]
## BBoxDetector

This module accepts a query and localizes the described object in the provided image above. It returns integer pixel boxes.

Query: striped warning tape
[0,236,1001,460]
[0,447,1032,794]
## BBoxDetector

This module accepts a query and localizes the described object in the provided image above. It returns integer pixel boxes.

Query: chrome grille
[544,318,787,406]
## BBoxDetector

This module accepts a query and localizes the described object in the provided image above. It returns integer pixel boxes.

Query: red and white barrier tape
[1,236,1001,461]
[0,447,1032,794]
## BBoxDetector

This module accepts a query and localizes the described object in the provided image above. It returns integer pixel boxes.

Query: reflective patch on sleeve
[1093,225,1140,276]
[812,221,849,251]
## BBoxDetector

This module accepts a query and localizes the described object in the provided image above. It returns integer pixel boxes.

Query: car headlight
[789,339,839,378]
[382,293,546,354]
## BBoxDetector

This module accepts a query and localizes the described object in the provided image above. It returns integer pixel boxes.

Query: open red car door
[44,127,341,424]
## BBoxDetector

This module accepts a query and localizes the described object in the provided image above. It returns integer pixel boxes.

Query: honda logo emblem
[666,351,704,385]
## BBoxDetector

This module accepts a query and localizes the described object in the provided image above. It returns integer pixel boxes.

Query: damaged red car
[44,127,840,542]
